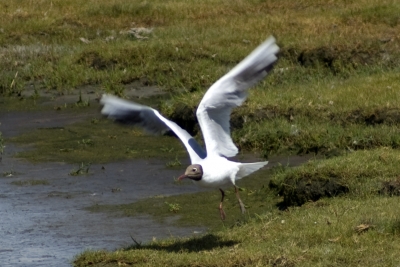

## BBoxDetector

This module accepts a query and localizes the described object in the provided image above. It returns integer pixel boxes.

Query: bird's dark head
[178,164,203,181]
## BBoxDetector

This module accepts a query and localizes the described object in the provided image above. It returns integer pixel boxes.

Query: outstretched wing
[196,36,279,157]
[100,94,206,163]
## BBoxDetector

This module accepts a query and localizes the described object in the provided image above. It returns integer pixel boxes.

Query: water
[0,146,206,267]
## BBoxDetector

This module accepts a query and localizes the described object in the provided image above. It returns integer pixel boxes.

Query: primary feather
[196,36,279,157]
[100,95,206,163]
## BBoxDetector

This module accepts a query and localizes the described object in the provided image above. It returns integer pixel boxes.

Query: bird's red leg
[235,186,246,214]
[219,188,226,220]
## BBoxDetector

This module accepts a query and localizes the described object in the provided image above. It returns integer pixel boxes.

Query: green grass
[342,4,400,27]
[1,0,399,94]
[235,115,400,156]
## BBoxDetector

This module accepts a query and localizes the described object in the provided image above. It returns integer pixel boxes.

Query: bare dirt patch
[271,174,349,209]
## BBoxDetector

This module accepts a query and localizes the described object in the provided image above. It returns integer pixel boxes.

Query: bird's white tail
[236,161,268,180]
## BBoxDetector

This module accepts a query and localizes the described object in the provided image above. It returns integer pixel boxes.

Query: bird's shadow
[125,233,238,253]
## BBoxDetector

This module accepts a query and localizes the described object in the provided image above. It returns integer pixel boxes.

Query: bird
[100,36,279,220]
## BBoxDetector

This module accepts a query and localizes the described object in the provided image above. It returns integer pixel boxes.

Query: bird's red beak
[177,174,187,181]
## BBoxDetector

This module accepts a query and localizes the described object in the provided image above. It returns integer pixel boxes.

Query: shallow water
[0,144,206,267]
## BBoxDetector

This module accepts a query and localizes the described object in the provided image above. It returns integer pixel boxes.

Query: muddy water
[0,103,310,267]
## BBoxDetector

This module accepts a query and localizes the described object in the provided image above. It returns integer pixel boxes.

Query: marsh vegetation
[1,0,400,266]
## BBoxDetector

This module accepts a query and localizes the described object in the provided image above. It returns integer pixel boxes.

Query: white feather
[197,36,279,157]
[101,95,206,163]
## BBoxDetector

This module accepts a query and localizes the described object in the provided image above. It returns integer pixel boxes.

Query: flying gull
[101,36,279,220]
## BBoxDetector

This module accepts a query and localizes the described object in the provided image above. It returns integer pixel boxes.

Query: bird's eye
[192,167,197,172]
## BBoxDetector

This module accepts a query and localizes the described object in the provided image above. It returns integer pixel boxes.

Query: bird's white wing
[100,94,206,163]
[196,36,279,157]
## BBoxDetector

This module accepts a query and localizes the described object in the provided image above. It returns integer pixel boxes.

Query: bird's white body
[100,36,279,218]
[195,156,239,188]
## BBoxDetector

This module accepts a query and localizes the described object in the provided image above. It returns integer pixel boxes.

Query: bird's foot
[219,208,226,220]
[234,186,246,214]
[219,202,226,220]
[238,199,246,214]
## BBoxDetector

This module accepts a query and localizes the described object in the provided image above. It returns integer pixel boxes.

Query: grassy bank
[1,0,399,94]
